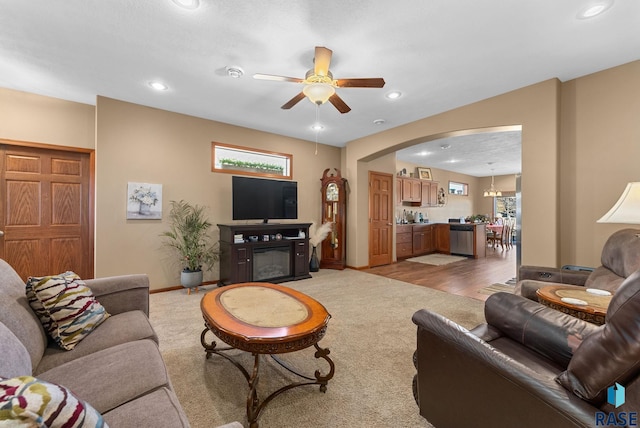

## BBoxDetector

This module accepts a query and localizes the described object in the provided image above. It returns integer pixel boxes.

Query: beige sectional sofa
[0,258,190,427]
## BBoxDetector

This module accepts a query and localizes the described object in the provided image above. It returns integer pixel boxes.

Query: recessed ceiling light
[577,1,613,19]
[440,143,451,150]
[385,91,402,100]
[226,66,244,78]
[418,151,429,156]
[311,123,324,131]
[373,119,386,125]
[171,0,200,10]
[148,81,168,91]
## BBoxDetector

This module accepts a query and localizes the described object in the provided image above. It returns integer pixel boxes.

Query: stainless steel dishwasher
[449,224,474,256]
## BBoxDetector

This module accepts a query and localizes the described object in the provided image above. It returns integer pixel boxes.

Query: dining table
[486,224,504,234]
[486,224,504,247]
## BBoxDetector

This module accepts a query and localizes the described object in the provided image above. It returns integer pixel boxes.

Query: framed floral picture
[127,182,162,219]
[417,167,433,180]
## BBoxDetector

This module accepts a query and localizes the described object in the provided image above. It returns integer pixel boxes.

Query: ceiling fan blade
[335,78,386,88]
[281,92,306,109]
[253,73,304,83]
[314,46,333,77]
[328,93,351,114]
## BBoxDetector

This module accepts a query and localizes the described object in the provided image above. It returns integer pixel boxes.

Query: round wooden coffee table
[200,282,334,428]
[536,285,612,325]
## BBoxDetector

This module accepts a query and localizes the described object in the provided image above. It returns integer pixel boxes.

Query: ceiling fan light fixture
[303,83,335,105]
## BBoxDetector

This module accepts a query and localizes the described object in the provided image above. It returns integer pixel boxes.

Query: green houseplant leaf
[160,200,219,272]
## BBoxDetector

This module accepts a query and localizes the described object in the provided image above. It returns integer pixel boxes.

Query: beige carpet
[150,269,485,428]
[405,253,468,266]
[477,283,516,295]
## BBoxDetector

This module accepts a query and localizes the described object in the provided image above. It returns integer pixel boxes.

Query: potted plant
[160,200,219,292]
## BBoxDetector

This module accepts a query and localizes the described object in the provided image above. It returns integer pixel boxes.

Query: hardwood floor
[365,244,517,302]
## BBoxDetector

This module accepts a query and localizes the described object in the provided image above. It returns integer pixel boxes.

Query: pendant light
[484,167,502,197]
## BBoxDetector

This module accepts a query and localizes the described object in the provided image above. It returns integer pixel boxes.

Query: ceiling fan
[253,46,385,114]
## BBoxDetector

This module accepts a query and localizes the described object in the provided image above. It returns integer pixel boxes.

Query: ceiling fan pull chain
[314,104,320,155]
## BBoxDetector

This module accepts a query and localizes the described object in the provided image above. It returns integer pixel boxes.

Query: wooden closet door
[0,143,93,281]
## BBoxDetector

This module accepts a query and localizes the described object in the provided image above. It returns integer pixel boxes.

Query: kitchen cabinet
[420,181,439,207]
[396,223,437,258]
[413,224,435,254]
[401,178,422,202]
[396,224,413,258]
[398,177,439,206]
[435,224,450,253]
[396,223,485,260]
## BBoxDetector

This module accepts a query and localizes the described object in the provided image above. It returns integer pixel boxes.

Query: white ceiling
[1,1,638,176]
[396,130,522,177]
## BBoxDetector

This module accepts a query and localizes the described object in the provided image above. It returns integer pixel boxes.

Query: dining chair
[499,224,512,249]
[488,224,511,250]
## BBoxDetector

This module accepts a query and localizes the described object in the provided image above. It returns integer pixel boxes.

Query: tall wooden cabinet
[320,168,347,269]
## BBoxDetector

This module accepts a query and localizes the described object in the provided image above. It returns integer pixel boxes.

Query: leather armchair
[412,270,640,428]
[517,228,640,300]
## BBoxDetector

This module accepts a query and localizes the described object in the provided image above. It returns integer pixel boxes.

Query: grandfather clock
[320,168,347,269]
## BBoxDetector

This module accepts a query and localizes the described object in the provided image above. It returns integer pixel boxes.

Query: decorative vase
[181,269,203,294]
[139,202,151,215]
[309,246,320,272]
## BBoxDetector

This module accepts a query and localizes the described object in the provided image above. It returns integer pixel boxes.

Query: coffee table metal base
[200,325,335,428]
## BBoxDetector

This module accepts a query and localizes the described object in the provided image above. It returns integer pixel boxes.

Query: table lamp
[597,182,640,224]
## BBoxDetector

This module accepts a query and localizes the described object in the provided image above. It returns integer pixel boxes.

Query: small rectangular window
[448,181,468,196]
[212,142,292,179]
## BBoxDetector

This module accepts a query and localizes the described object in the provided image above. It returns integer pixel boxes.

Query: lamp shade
[303,83,335,105]
[483,190,502,197]
[597,182,640,224]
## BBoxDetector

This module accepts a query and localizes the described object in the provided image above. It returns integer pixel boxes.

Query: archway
[342,79,561,270]
[365,126,522,268]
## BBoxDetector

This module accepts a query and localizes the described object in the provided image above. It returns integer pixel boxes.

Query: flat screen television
[232,176,298,223]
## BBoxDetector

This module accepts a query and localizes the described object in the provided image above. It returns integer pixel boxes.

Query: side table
[536,285,612,325]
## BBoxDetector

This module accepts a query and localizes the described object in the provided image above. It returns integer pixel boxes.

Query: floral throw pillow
[0,376,108,427]
[26,272,110,351]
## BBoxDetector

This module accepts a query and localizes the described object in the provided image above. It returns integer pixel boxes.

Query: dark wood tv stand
[217,223,312,286]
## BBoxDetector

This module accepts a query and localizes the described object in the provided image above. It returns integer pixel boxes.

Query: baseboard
[346,264,370,270]
[149,280,219,294]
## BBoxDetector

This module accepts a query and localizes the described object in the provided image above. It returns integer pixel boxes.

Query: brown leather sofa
[516,228,640,300]
[412,269,640,428]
